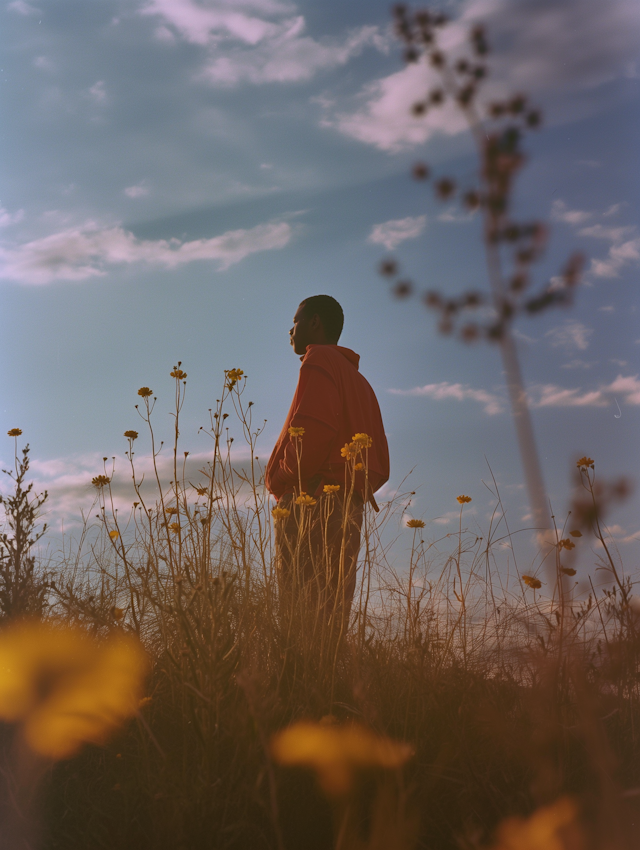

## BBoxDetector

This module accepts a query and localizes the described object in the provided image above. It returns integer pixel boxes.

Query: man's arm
[269,359,340,496]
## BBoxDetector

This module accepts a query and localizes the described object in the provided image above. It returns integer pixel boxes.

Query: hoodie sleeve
[268,358,341,496]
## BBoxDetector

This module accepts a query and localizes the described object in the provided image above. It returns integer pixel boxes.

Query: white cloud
[388,381,503,415]
[0,220,292,284]
[583,227,640,278]
[603,202,625,217]
[7,0,39,14]
[368,215,426,250]
[545,320,593,352]
[0,206,24,228]
[529,374,640,408]
[550,199,592,225]
[329,61,466,153]
[88,81,107,104]
[437,207,476,224]
[141,0,385,86]
[561,359,596,370]
[330,0,640,151]
[124,183,150,198]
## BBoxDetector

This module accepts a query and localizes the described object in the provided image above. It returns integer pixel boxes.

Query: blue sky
[1,0,639,574]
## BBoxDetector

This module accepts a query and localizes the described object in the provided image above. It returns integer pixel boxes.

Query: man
[265,295,389,628]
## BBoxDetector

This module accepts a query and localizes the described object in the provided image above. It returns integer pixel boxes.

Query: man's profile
[265,295,389,629]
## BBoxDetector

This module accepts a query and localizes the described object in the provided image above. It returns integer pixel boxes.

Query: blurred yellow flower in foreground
[354,462,364,471]
[271,721,413,797]
[491,796,579,850]
[323,484,340,494]
[0,622,147,760]
[340,443,358,460]
[576,456,594,470]
[288,426,305,438]
[7,428,22,437]
[109,530,119,540]
[522,575,542,590]
[558,539,575,551]
[406,519,425,529]
[456,495,472,504]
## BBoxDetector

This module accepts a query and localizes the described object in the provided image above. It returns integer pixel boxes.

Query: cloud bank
[389,381,503,416]
[0,220,292,284]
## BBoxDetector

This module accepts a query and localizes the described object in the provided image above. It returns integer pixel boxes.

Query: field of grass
[0,368,638,850]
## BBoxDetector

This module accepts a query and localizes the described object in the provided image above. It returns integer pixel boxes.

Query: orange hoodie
[265,345,390,501]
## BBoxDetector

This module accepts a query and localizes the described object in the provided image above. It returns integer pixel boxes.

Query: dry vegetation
[0,368,638,850]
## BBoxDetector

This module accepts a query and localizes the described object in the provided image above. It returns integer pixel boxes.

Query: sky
[1,0,639,581]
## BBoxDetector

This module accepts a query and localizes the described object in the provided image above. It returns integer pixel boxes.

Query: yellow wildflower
[271,721,413,797]
[558,539,575,551]
[351,433,372,449]
[296,493,317,507]
[340,442,358,460]
[169,523,181,534]
[7,428,22,437]
[522,575,542,590]
[166,507,178,515]
[456,495,472,504]
[227,368,244,382]
[109,530,119,540]
[0,621,147,760]
[406,519,425,529]
[123,430,138,440]
[354,462,364,471]
[560,567,576,577]
[137,387,153,398]
[576,456,594,469]
[92,475,110,488]
[288,426,305,438]
[569,530,582,538]
[491,796,580,850]
[323,484,340,494]
[272,507,291,521]
[170,368,187,380]
[195,487,208,497]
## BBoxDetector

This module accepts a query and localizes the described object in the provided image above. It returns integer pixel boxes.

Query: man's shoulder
[303,345,359,370]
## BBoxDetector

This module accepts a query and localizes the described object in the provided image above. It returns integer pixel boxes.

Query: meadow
[0,365,638,850]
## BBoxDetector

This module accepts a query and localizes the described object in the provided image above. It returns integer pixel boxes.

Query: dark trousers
[275,489,364,629]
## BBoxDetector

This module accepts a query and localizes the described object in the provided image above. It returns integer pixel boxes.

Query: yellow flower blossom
[456,495,472,504]
[169,523,181,534]
[522,575,542,590]
[354,462,364,471]
[7,428,22,437]
[111,607,124,621]
[323,484,340,494]
[491,796,579,850]
[288,426,305,438]
[137,387,153,398]
[109,530,119,540]
[560,567,576,577]
[271,507,291,521]
[92,475,111,489]
[576,456,594,470]
[351,433,372,449]
[0,621,147,760]
[558,539,575,551]
[227,368,244,382]
[340,442,358,460]
[170,369,187,380]
[270,721,413,797]
[406,519,425,529]
[569,530,582,538]
[166,507,178,515]
[295,493,317,507]
[123,430,138,440]
[195,487,208,497]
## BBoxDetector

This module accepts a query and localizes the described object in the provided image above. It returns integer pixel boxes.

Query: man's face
[289,303,312,356]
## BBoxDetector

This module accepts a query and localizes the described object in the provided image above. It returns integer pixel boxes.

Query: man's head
[289,295,344,356]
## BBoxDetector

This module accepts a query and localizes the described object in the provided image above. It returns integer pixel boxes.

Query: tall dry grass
[2,366,629,850]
